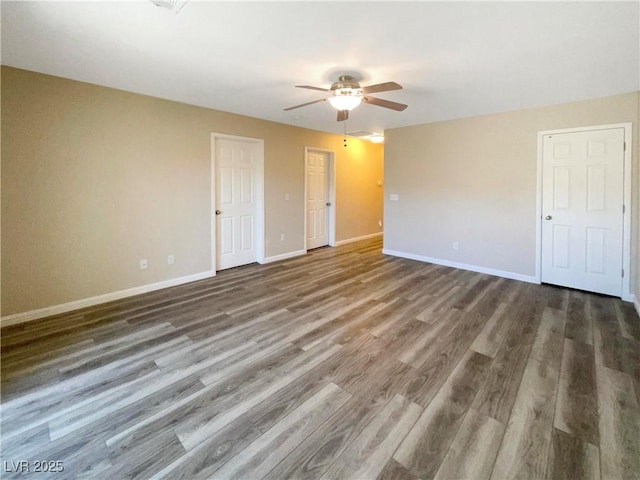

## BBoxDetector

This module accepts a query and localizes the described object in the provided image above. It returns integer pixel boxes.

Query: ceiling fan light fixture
[149,0,189,12]
[328,89,363,111]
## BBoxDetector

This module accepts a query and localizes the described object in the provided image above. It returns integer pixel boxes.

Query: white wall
[384,92,639,295]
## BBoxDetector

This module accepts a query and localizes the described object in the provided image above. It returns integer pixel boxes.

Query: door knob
[215,210,221,215]
[326,202,332,207]
[545,215,552,220]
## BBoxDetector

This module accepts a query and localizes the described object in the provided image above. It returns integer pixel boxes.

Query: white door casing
[540,127,626,296]
[212,135,264,271]
[305,148,335,250]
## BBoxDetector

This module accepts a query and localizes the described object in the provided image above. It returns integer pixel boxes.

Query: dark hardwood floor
[1,237,639,479]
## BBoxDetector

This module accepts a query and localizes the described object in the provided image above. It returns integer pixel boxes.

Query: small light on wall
[369,134,384,144]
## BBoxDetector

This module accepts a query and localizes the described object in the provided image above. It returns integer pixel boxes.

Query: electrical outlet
[140,259,148,270]
[167,254,175,265]
[452,242,459,251]
[284,193,290,201]
[280,233,285,241]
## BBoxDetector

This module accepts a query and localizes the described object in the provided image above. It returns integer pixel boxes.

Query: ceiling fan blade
[295,85,330,92]
[337,110,349,122]
[283,98,326,111]
[362,81,403,94]
[363,96,408,111]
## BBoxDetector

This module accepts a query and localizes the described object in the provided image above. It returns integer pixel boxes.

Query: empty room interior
[2,1,640,479]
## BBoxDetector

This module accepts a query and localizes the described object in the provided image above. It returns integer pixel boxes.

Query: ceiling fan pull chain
[344,119,347,147]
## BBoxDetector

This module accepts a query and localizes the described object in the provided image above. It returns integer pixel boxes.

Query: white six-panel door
[215,138,258,270]
[541,128,624,296]
[306,151,330,250]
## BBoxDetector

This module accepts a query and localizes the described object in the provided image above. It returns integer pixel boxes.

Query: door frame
[211,133,265,272]
[304,147,336,251]
[535,123,632,300]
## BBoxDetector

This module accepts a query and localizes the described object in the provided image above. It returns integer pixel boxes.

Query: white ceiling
[2,1,639,137]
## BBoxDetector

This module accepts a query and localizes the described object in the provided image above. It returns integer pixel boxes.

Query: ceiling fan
[284,75,408,122]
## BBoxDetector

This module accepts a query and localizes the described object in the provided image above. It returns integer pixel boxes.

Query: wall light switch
[167,254,175,265]
[389,194,399,201]
[285,193,290,201]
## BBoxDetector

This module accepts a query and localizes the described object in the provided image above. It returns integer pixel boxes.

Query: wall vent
[347,130,374,138]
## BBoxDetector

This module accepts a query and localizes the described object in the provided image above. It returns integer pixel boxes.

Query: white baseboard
[333,232,382,247]
[263,233,382,263]
[382,249,539,284]
[1,270,217,327]
[262,249,307,264]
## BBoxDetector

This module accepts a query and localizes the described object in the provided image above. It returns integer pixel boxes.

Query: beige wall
[385,92,639,298]
[1,67,383,316]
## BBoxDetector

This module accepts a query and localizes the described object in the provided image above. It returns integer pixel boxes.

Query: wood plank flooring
[1,237,639,479]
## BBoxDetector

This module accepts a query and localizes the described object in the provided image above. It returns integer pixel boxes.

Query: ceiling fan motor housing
[331,75,362,91]
[331,76,364,100]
